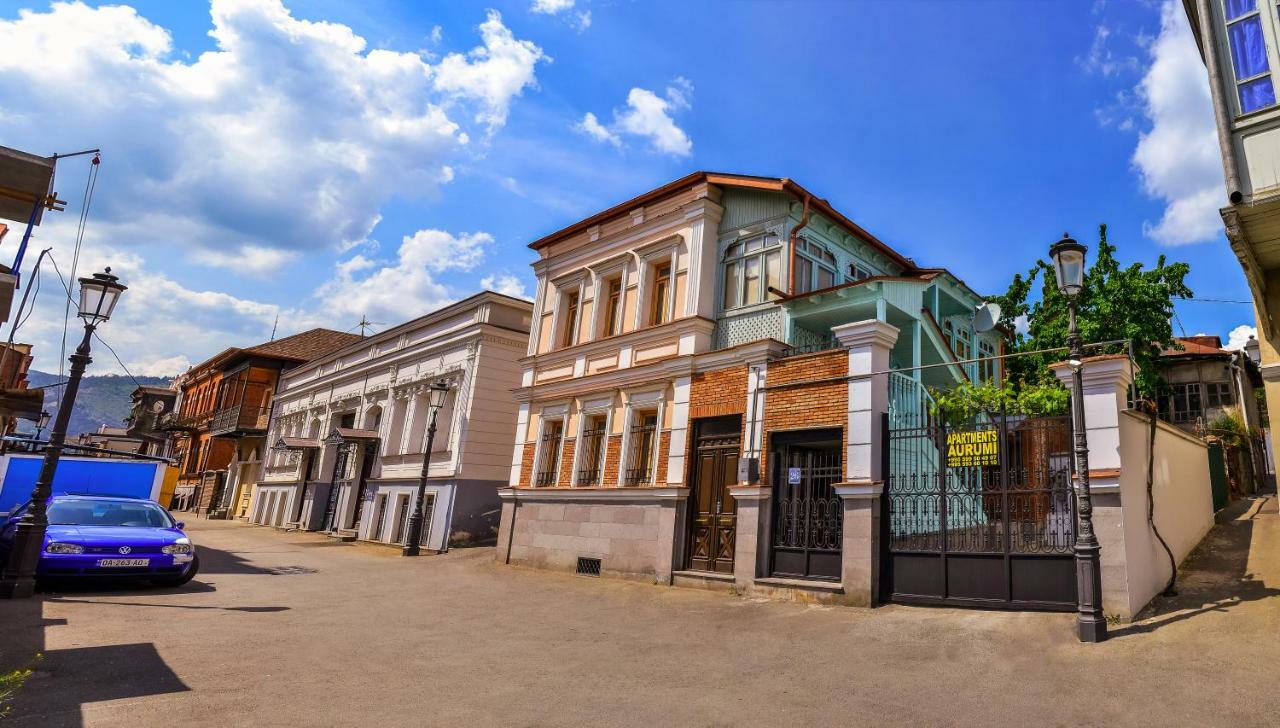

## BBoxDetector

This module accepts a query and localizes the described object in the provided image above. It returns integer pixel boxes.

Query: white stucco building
[249,292,531,551]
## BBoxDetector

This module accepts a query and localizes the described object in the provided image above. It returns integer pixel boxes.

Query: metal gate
[770,429,843,581]
[884,411,1078,610]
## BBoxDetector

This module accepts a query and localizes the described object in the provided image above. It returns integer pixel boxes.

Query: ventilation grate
[576,557,602,576]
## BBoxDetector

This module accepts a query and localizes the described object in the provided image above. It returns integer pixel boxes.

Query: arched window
[723,234,782,310]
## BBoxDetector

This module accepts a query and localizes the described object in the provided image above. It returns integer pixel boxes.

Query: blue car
[0,494,200,587]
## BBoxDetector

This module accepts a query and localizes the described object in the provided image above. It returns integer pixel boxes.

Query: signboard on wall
[945,429,999,468]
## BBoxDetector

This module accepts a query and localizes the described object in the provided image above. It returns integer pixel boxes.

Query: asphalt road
[3,495,1279,727]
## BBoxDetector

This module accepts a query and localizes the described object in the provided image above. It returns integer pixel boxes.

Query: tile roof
[241,328,364,363]
[1162,336,1229,358]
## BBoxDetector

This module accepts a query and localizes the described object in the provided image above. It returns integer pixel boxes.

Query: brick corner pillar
[1050,355,1137,619]
[831,319,899,607]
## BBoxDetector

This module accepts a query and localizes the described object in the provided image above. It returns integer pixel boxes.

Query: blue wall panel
[0,457,160,513]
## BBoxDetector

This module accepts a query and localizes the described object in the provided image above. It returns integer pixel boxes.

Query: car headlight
[45,542,83,555]
[162,539,193,555]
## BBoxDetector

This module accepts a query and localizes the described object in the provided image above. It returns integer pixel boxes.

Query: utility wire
[59,155,99,377]
[46,251,141,388]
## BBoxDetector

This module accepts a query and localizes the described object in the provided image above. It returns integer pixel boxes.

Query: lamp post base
[402,513,424,557]
[1077,615,1108,643]
[0,577,35,599]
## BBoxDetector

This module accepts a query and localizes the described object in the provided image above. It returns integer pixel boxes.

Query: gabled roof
[526,171,915,271]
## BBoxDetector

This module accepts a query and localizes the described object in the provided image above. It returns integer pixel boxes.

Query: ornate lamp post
[1050,235,1107,643]
[34,410,50,440]
[0,268,126,599]
[403,380,450,557]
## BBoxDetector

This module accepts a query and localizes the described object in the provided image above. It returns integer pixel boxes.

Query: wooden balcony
[208,404,269,437]
[158,411,208,432]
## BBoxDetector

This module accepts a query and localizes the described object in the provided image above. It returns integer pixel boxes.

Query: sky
[0,0,1256,376]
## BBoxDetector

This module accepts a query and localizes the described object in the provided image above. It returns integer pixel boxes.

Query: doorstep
[750,576,845,604]
[672,569,735,592]
[330,528,358,542]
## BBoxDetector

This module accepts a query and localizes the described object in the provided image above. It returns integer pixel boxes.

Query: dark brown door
[687,417,740,574]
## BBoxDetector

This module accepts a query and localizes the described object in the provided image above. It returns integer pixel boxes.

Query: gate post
[831,319,899,606]
[1050,355,1134,619]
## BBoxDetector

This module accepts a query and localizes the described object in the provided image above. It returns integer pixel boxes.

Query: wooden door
[686,418,740,574]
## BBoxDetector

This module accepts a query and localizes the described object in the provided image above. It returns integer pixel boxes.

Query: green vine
[929,380,1069,427]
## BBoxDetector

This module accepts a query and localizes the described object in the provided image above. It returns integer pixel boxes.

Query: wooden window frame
[722,233,783,311]
[1218,0,1280,116]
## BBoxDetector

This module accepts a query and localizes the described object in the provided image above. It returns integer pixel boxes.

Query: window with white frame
[978,339,997,382]
[847,261,875,283]
[1223,0,1277,114]
[600,276,623,338]
[648,262,673,326]
[1206,381,1235,408]
[624,411,658,486]
[722,234,782,310]
[794,237,838,294]
[559,288,582,349]
[576,414,608,486]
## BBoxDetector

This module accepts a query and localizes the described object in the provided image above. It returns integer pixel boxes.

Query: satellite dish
[973,302,1002,333]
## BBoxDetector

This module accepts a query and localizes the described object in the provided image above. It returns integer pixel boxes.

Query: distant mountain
[25,370,173,438]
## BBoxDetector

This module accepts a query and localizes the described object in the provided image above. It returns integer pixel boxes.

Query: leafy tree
[990,224,1192,398]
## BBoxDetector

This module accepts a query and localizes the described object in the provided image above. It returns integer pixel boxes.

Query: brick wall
[689,366,747,420]
[518,442,535,487]
[655,431,671,484]
[558,440,577,486]
[762,350,848,482]
[601,434,622,486]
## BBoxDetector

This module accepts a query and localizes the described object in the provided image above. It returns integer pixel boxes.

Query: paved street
[4,495,1279,727]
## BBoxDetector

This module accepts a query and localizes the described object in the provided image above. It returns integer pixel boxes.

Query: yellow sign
[946,429,999,468]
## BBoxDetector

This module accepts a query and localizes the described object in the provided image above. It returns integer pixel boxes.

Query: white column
[1050,356,1134,477]
[666,377,691,485]
[832,319,899,484]
[509,402,531,486]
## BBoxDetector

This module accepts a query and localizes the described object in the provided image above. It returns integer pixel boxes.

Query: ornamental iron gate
[770,429,843,581]
[884,410,1078,610]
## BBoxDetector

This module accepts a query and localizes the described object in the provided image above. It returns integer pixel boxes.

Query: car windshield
[46,500,174,528]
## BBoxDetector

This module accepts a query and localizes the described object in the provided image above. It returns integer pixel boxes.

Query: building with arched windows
[250,292,531,552]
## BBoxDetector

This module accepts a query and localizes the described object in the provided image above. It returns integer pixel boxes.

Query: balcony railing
[208,404,269,436]
[158,411,209,432]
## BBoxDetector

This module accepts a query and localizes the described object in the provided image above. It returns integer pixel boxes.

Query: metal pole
[1068,301,1107,642]
[0,323,95,599]
[403,408,440,557]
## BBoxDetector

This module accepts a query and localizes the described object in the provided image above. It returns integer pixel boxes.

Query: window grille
[535,420,564,486]
[625,413,658,486]
[577,416,607,486]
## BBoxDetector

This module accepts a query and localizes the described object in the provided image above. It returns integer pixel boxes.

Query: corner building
[497,172,1004,605]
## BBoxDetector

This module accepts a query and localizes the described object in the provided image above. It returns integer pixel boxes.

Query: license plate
[97,558,150,567]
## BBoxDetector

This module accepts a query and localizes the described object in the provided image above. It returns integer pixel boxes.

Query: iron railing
[208,404,269,436]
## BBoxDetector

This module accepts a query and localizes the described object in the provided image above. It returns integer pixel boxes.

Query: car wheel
[152,553,200,588]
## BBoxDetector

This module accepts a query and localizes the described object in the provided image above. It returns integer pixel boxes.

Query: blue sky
[0,0,1250,374]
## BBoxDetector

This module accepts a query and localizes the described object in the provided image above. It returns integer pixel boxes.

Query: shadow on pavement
[7,642,190,727]
[194,544,278,575]
[1112,494,1280,637]
[44,597,288,613]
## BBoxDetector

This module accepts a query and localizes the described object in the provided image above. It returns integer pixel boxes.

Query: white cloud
[1132,1,1225,246]
[1078,24,1139,77]
[1226,323,1258,350]
[481,273,532,300]
[575,11,592,31]
[0,1,546,268]
[577,78,694,156]
[315,228,493,323]
[531,0,575,14]
[576,112,620,147]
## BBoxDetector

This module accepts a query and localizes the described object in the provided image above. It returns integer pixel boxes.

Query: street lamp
[403,380,450,557]
[0,267,126,599]
[1049,234,1106,643]
[34,410,50,440]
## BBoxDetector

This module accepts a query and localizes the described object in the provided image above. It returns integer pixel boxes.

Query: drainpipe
[788,192,812,296]
[1195,0,1243,202]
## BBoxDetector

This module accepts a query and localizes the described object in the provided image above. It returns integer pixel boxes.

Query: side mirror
[174,521,186,530]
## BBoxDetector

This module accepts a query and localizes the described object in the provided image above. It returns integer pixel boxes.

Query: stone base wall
[502,493,683,582]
